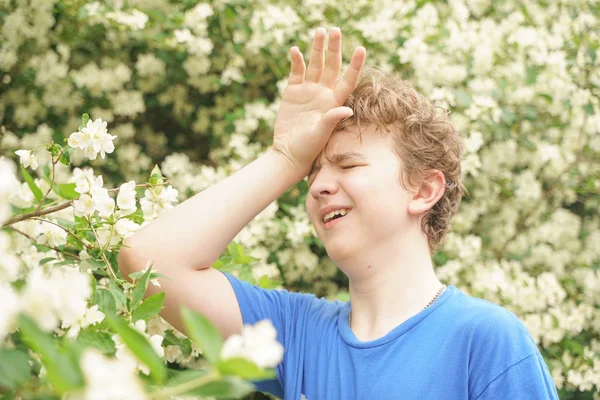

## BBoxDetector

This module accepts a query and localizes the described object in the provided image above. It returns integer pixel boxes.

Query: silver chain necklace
[348,284,447,327]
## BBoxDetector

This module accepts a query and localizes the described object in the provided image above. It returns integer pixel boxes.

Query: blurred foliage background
[1,0,599,398]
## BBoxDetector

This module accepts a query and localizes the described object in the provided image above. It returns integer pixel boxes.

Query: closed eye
[341,165,358,170]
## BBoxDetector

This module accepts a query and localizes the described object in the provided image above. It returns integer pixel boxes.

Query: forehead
[311,126,390,167]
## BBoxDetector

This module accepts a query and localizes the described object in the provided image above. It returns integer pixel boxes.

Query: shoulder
[446,287,540,360]
[443,289,554,398]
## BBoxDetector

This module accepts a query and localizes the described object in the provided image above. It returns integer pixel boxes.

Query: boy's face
[305,125,416,263]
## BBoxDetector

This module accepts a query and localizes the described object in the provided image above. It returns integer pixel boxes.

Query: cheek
[305,196,318,222]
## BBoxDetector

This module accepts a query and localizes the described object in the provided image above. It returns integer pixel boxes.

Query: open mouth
[323,210,350,229]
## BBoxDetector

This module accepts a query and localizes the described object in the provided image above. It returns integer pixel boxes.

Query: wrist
[265,147,310,184]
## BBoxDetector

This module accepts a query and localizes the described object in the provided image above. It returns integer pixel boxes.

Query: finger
[321,27,342,88]
[305,27,327,82]
[316,106,354,137]
[333,46,367,103]
[288,46,305,85]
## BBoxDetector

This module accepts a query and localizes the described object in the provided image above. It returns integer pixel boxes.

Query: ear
[407,170,446,215]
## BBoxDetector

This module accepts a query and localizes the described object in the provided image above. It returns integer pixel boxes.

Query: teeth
[323,209,349,223]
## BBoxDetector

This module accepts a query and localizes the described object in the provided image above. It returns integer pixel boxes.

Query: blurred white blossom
[220,319,284,369]
[81,348,146,400]
[14,149,39,170]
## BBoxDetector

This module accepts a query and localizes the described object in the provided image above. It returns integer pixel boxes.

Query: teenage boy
[119,27,559,399]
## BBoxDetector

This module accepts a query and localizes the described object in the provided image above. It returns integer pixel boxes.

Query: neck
[340,231,443,342]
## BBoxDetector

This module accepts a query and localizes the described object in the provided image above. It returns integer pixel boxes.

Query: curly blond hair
[334,68,466,253]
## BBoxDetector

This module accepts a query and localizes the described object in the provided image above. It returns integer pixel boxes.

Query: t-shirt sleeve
[474,353,559,400]
[219,270,328,397]
[466,301,559,400]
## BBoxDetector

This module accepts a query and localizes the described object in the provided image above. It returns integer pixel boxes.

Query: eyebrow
[308,152,366,176]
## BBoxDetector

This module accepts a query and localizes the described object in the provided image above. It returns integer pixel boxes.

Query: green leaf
[257,275,282,289]
[39,257,56,265]
[86,258,105,269]
[75,329,116,355]
[130,266,152,309]
[104,314,166,383]
[59,148,71,166]
[82,113,89,126]
[188,376,254,399]
[56,183,78,199]
[216,357,276,380]
[166,370,254,399]
[108,280,127,311]
[132,292,165,322]
[180,306,223,364]
[18,315,84,393]
[227,242,240,258]
[50,144,62,158]
[20,165,43,202]
[128,270,166,281]
[0,349,32,390]
[149,165,164,185]
[163,330,192,357]
[236,255,258,264]
[94,289,116,314]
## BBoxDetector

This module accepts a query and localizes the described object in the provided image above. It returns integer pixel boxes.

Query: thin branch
[2,181,172,228]
[3,200,74,227]
[7,225,81,261]
[31,217,88,249]
[86,217,120,282]
[36,146,66,213]
[149,370,219,400]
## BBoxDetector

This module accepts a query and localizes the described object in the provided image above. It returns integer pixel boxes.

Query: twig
[2,181,172,228]
[149,370,219,400]
[7,225,81,261]
[2,201,74,227]
[86,217,120,282]
[30,217,88,249]
[36,146,66,213]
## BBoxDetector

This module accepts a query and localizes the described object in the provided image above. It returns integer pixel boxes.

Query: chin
[324,239,356,262]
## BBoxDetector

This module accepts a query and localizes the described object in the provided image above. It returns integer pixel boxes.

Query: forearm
[121,148,306,272]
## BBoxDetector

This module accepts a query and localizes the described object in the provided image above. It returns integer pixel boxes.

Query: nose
[309,167,339,200]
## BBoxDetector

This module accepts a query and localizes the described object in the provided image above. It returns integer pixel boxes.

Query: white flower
[9,182,35,209]
[165,345,182,363]
[113,320,165,376]
[73,194,95,217]
[139,265,161,288]
[140,186,179,221]
[149,334,165,358]
[66,304,105,339]
[220,319,284,369]
[68,118,117,161]
[117,181,137,214]
[174,28,194,43]
[36,222,68,247]
[94,192,115,218]
[106,9,149,30]
[95,227,120,248]
[160,186,179,204]
[115,219,140,239]
[81,348,146,400]
[89,175,104,198]
[71,167,95,194]
[15,149,39,170]
[0,282,20,341]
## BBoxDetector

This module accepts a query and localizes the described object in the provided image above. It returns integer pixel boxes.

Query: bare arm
[121,148,304,272]
[118,27,366,339]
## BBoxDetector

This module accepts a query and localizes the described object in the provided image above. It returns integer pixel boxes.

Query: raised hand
[272,27,366,175]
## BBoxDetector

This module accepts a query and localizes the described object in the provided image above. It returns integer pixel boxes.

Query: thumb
[316,106,354,137]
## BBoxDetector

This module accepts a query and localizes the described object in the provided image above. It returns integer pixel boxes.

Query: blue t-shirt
[221,271,559,400]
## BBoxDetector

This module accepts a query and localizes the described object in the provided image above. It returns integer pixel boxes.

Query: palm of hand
[275,82,339,143]
[271,27,366,171]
